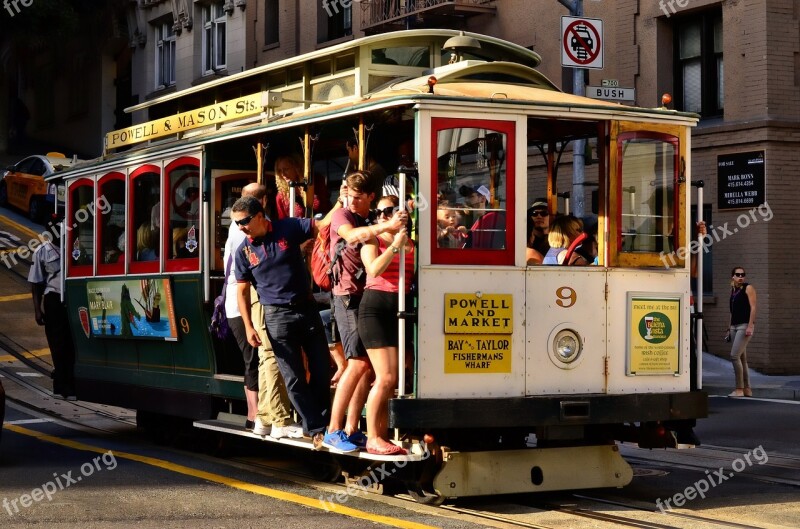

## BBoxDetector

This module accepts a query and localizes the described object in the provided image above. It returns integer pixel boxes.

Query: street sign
[561,16,603,69]
[587,85,635,101]
[601,79,619,87]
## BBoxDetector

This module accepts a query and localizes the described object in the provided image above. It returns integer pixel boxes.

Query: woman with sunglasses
[726,267,756,397]
[357,195,414,455]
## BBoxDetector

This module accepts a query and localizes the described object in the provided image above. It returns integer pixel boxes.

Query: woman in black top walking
[726,267,757,397]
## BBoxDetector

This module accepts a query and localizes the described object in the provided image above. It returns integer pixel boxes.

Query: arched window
[66,178,95,277]
[129,164,161,274]
[164,157,200,273]
[96,172,126,276]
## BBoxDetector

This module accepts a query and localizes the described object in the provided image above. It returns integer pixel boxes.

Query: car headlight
[553,329,582,364]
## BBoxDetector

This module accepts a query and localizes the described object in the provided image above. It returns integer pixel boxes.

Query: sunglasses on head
[733,272,746,277]
[376,206,399,217]
[234,212,260,227]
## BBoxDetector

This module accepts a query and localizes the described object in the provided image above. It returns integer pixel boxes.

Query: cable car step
[193,417,429,462]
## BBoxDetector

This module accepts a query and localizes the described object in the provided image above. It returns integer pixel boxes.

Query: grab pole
[397,172,407,398]
[693,181,704,390]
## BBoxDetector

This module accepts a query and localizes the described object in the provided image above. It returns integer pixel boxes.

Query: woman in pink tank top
[357,195,415,455]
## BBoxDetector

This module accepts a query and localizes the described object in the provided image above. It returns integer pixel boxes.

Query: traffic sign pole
[560,0,586,217]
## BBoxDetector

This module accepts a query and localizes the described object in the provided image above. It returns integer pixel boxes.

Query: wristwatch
[390,245,399,254]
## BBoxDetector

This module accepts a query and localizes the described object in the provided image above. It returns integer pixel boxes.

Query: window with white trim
[155,21,176,89]
[202,3,226,75]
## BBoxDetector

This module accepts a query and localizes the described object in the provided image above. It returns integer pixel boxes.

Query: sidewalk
[701,352,800,401]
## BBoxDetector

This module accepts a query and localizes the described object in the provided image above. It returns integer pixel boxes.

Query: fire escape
[360,0,496,34]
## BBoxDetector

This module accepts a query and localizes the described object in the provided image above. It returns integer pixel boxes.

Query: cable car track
[1,369,789,529]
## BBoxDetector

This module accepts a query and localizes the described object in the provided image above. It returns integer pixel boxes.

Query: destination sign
[444,335,511,373]
[443,293,513,334]
[105,92,267,150]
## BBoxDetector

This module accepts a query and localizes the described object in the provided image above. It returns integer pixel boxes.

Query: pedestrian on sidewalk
[726,266,756,397]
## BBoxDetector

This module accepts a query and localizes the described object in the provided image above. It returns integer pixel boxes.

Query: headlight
[553,329,582,364]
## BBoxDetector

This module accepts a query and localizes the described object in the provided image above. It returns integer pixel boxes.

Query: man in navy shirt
[232,196,330,447]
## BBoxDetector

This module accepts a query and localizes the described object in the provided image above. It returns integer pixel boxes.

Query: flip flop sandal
[366,442,408,456]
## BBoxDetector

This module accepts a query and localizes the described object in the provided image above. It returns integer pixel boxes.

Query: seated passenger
[526,199,550,265]
[543,215,589,266]
[136,223,158,262]
[460,184,506,249]
[437,206,468,248]
[172,227,193,258]
[274,154,331,219]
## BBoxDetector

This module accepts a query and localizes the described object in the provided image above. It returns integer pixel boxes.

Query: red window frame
[128,164,161,275]
[66,178,95,278]
[615,131,680,253]
[429,118,515,266]
[164,156,201,273]
[96,172,126,276]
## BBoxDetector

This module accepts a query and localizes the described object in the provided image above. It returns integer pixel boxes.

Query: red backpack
[310,223,347,291]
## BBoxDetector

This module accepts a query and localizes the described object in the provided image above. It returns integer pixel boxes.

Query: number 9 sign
[556,286,577,308]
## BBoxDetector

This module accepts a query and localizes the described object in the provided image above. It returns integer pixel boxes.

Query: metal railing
[361,0,495,29]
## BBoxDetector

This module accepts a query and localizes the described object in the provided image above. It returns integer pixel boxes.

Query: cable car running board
[193,417,429,462]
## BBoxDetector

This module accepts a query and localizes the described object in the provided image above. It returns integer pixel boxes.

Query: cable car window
[97,173,125,275]
[67,178,95,277]
[431,118,515,266]
[165,157,200,272]
[129,165,161,273]
[618,135,678,254]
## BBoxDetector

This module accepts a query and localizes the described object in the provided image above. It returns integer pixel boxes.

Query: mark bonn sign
[717,151,765,210]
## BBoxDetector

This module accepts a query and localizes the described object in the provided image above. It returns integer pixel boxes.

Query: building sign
[105,92,266,150]
[717,151,765,210]
[561,16,604,69]
[626,294,681,375]
[586,85,635,101]
[86,278,177,340]
[444,293,513,374]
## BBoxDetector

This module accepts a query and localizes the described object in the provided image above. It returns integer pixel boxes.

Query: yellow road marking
[0,293,31,302]
[0,348,49,363]
[0,215,40,239]
[2,424,438,529]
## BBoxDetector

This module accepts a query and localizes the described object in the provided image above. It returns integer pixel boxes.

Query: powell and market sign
[105,92,268,151]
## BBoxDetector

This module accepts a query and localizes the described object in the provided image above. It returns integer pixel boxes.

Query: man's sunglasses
[376,206,399,217]
[530,210,548,217]
[234,212,260,227]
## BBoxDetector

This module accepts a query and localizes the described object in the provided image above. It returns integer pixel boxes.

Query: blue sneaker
[322,429,359,453]
[347,430,368,448]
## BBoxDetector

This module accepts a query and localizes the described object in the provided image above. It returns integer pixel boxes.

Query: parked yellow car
[0,152,80,223]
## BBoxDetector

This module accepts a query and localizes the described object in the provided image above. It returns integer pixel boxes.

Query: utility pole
[558,0,585,218]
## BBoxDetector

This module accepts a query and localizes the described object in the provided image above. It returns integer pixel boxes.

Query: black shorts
[357,289,401,349]
[228,316,259,391]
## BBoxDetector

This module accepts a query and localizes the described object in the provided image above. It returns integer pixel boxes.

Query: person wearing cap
[526,199,550,265]
[459,184,506,249]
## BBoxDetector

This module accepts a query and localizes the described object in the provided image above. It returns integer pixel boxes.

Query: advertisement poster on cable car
[626,294,681,375]
[84,278,178,340]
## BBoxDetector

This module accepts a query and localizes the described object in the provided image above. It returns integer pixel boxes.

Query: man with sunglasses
[231,196,330,447]
[322,171,407,452]
[526,199,551,264]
